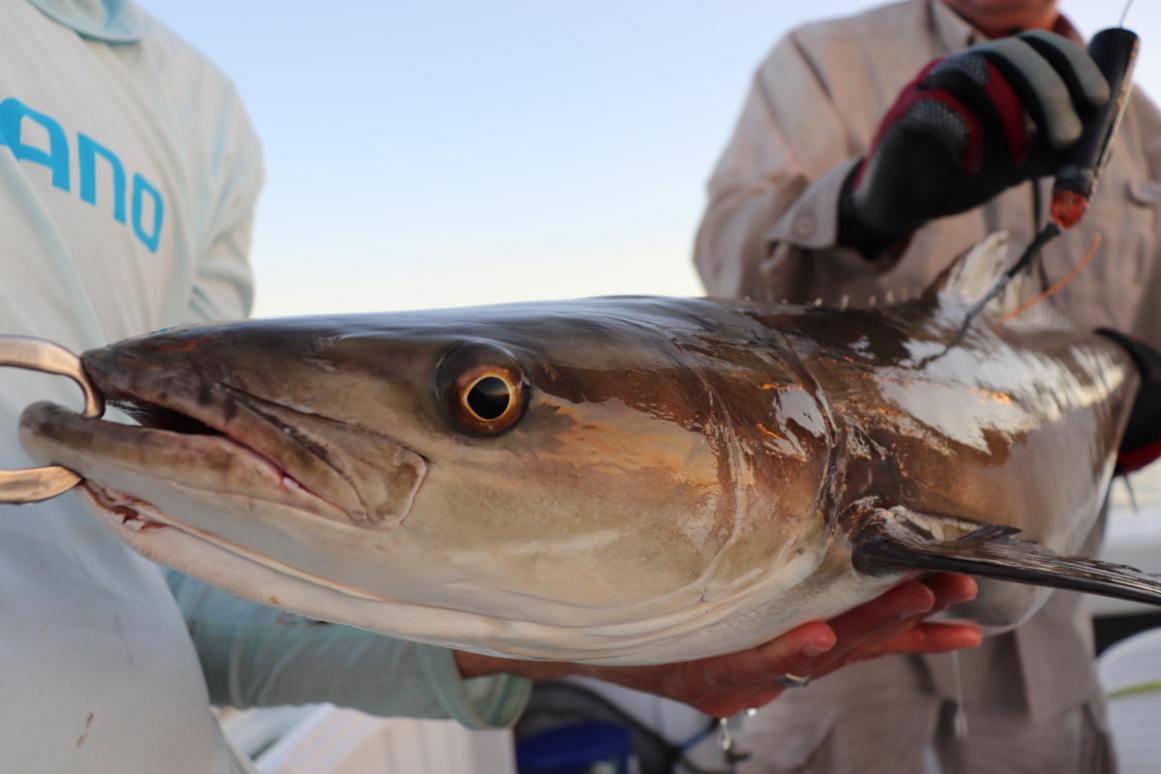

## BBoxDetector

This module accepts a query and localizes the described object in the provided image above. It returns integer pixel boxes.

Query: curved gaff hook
[0,337,104,503]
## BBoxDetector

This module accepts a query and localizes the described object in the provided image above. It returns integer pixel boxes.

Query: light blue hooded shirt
[0,2,528,771]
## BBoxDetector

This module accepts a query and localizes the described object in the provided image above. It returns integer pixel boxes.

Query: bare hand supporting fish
[7,232,1161,665]
[455,573,981,717]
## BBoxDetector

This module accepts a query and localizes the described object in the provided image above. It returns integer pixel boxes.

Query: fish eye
[451,367,526,434]
[437,344,530,436]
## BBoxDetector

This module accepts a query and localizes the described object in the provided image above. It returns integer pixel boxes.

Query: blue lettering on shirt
[0,97,164,253]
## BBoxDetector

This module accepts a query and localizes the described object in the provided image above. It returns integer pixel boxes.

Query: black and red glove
[839,31,1110,256]
[1096,329,1161,475]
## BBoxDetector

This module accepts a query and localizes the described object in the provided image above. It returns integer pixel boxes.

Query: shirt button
[793,213,816,238]
[1129,179,1161,205]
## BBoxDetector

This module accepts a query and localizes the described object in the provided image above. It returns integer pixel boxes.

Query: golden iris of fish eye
[456,369,524,432]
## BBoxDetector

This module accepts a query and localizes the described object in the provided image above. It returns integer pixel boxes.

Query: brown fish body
[759,298,1135,627]
[14,236,1150,663]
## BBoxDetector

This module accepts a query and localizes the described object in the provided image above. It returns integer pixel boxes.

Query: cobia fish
[15,233,1161,665]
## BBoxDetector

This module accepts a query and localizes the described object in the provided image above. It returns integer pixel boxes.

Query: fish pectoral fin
[851,503,1161,607]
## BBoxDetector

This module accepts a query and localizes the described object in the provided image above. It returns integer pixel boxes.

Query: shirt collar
[26,0,145,44]
[931,0,980,53]
[929,0,1082,54]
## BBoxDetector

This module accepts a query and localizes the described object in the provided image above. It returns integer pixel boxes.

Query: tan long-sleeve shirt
[695,0,1161,348]
[693,0,1161,742]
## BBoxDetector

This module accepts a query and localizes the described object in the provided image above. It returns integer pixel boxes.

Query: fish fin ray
[925,232,1016,300]
[958,523,1023,542]
[852,504,1161,607]
[922,232,1069,328]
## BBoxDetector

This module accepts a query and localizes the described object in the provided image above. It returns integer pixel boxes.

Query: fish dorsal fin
[924,231,1067,329]
[927,232,1017,301]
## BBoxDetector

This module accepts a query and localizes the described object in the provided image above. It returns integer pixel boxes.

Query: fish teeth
[121,513,147,531]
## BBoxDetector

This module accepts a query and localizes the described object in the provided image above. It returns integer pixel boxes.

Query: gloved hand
[1097,329,1161,475]
[839,30,1109,256]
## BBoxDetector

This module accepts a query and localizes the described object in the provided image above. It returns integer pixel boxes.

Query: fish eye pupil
[467,376,510,421]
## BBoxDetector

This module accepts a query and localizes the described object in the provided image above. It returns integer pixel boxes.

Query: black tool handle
[1052,28,1139,202]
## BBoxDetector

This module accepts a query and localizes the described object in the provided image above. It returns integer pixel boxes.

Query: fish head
[20,298,837,661]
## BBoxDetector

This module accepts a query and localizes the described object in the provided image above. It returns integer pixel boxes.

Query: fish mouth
[19,348,428,529]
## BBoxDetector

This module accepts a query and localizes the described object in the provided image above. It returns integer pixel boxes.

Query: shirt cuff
[766,157,862,250]
[417,646,532,730]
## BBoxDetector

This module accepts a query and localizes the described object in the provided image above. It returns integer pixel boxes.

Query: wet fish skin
[16,235,1154,664]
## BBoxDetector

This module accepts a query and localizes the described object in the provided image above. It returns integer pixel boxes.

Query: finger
[1019,31,1109,110]
[921,572,978,612]
[674,625,837,716]
[821,617,922,671]
[976,37,1081,148]
[833,618,964,666]
[922,53,1026,166]
[836,576,977,662]
[748,626,841,686]
[865,622,982,658]
[699,621,835,689]
[827,580,935,648]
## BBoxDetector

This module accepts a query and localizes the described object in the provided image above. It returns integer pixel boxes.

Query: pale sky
[138,1,1160,318]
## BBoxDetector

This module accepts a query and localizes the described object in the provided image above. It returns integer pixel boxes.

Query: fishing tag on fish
[0,336,104,503]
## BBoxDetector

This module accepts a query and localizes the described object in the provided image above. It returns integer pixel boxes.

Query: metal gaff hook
[0,337,104,503]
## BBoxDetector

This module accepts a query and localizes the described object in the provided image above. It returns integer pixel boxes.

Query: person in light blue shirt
[0,3,529,770]
[0,2,979,771]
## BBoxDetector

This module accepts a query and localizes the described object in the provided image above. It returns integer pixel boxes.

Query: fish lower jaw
[82,483,393,604]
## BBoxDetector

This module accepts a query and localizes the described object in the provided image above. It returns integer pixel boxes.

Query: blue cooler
[516,722,638,774]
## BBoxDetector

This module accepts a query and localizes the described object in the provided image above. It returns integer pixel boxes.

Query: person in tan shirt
[695,1,1161,771]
